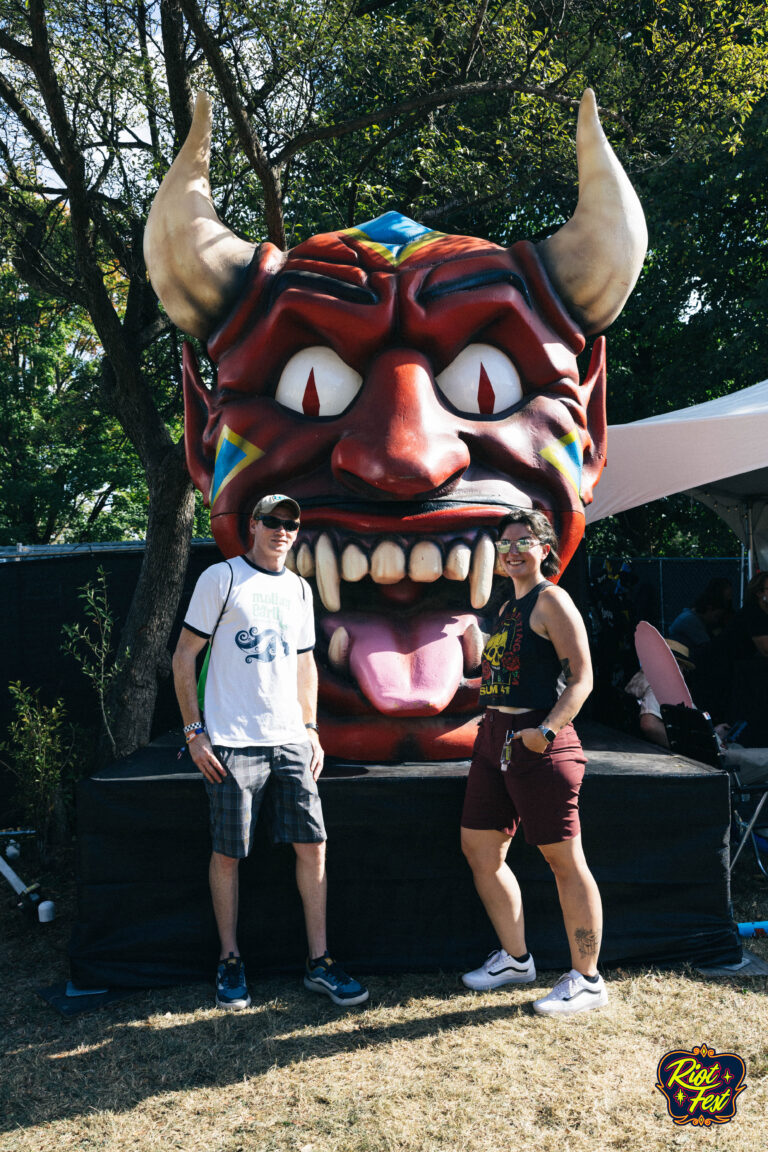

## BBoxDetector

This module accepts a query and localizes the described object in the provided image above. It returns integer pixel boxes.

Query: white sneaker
[532,969,608,1017]
[462,948,536,990]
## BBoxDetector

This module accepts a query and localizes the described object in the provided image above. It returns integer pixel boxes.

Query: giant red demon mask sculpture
[145,90,646,761]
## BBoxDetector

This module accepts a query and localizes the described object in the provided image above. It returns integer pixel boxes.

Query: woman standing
[461,508,606,1016]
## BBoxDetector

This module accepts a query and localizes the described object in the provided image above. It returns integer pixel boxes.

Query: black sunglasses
[258,514,300,531]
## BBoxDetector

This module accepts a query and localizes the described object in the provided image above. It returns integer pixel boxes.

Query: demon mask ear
[182,342,216,501]
[579,336,608,505]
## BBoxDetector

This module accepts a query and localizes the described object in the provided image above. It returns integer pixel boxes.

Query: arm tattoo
[560,658,573,683]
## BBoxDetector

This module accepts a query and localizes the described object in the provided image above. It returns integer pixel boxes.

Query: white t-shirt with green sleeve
[183,555,315,747]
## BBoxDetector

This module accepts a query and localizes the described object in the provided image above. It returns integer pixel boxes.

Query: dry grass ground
[1,846,766,1152]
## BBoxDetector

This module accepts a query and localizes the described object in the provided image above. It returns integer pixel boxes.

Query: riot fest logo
[656,1044,746,1127]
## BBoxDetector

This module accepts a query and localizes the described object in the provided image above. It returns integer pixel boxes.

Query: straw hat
[665,638,695,670]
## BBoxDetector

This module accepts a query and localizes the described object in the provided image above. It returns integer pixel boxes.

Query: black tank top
[479,581,562,708]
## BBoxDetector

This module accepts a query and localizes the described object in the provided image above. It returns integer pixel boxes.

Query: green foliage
[2,0,768,561]
[605,91,768,427]
[193,490,212,538]
[265,0,768,241]
[586,495,740,558]
[0,0,191,549]
[0,264,151,544]
[586,85,768,557]
[61,567,126,760]
[0,682,75,856]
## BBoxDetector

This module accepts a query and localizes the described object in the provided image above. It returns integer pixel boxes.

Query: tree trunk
[102,441,195,762]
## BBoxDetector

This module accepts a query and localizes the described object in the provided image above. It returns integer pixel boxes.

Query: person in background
[624,639,696,748]
[590,557,638,687]
[727,571,768,662]
[668,579,732,662]
[693,572,768,737]
[702,577,734,633]
[460,508,607,1017]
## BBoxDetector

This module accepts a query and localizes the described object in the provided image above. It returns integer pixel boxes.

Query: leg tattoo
[574,927,600,958]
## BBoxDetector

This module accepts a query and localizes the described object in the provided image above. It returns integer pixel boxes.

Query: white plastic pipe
[0,853,26,895]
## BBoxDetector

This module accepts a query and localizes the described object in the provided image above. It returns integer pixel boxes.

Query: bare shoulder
[535,583,584,629]
[538,582,574,612]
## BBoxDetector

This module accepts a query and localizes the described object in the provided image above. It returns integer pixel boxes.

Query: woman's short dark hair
[496,508,561,577]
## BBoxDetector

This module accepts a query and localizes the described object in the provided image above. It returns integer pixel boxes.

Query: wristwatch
[305,722,319,732]
[537,725,556,745]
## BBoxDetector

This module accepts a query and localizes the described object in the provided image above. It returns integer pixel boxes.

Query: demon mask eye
[434,343,523,415]
[275,346,363,417]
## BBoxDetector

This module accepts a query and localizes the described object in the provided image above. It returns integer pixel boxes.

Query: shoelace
[553,973,580,997]
[318,958,353,984]
[221,960,243,989]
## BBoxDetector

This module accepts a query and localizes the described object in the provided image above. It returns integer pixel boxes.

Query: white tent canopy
[687,472,768,573]
[586,379,768,570]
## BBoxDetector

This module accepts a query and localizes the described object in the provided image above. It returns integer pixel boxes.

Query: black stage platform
[69,722,740,989]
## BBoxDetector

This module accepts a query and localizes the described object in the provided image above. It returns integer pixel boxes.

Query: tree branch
[273,78,628,167]
[177,0,286,247]
[160,0,194,146]
[459,0,489,82]
[136,0,160,158]
[25,0,173,467]
[345,117,421,227]
[0,188,86,304]
[0,27,34,69]
[420,188,508,225]
[0,73,67,181]
[136,313,174,350]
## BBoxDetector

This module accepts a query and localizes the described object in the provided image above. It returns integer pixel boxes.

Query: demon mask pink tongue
[325,611,477,716]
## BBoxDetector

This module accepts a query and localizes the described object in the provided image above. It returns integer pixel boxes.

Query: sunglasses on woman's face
[495,537,538,555]
[258,514,300,532]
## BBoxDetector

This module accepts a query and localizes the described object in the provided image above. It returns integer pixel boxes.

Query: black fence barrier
[0,541,218,817]
[0,540,221,733]
[0,543,744,813]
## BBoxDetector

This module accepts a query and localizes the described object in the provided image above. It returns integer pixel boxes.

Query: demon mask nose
[331,349,470,499]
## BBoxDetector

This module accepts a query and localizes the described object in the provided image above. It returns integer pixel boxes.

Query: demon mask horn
[145,89,645,341]
[538,89,647,335]
[143,92,257,340]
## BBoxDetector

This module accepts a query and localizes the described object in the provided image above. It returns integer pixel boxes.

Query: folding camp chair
[661,703,768,879]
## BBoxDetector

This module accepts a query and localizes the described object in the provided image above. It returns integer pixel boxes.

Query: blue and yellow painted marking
[210,425,264,506]
[539,430,583,500]
[342,211,445,267]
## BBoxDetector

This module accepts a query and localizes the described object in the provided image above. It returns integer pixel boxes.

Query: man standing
[173,494,368,1010]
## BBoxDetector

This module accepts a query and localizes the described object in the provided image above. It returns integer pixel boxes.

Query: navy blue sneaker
[304,952,369,1007]
[215,953,252,1010]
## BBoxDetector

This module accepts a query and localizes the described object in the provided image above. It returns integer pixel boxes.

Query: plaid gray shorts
[205,743,326,857]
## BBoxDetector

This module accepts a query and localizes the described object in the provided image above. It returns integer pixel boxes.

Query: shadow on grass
[3,852,766,1134]
[1,978,538,1130]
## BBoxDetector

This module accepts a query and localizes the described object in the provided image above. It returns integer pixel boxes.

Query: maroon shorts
[461,708,586,846]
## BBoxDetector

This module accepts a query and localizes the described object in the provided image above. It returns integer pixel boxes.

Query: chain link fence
[587,555,745,635]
